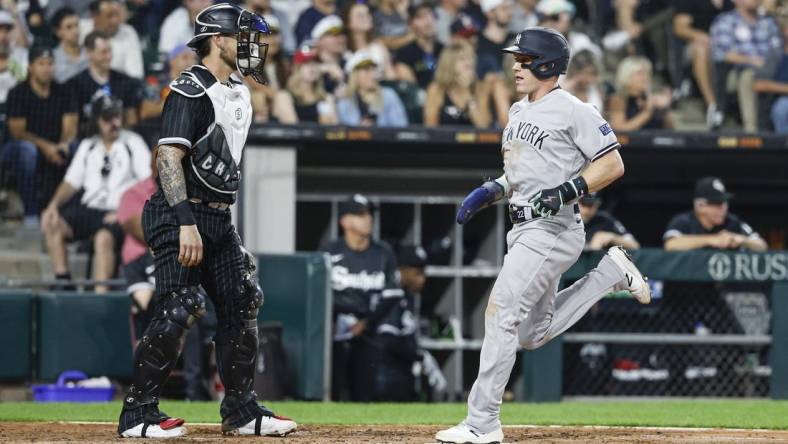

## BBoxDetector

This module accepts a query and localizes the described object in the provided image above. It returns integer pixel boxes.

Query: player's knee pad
[129,287,206,399]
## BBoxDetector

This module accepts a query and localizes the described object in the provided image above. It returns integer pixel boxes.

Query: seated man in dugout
[663,176,767,252]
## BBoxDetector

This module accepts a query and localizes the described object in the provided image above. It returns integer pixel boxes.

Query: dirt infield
[2,422,788,443]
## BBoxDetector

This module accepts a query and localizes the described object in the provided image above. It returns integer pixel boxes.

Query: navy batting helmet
[502,27,570,79]
[188,3,271,84]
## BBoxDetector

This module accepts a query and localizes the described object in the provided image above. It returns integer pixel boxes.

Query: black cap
[339,194,373,217]
[91,95,123,119]
[28,45,54,63]
[694,176,733,204]
[398,245,428,268]
[579,192,602,206]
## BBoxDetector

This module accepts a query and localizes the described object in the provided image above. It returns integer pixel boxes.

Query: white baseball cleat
[119,418,186,438]
[223,414,297,437]
[435,423,503,444]
[608,246,651,304]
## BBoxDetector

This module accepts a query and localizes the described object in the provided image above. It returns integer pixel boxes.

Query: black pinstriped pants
[141,190,247,337]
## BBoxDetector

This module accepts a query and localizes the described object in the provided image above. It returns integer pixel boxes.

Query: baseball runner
[117,3,296,438]
[435,27,651,444]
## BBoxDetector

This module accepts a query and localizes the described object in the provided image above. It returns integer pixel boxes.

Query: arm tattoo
[156,145,188,206]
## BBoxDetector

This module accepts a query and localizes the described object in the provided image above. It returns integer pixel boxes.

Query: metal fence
[563,281,772,397]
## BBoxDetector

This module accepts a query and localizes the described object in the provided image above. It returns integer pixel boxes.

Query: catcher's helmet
[187,3,271,84]
[502,27,570,79]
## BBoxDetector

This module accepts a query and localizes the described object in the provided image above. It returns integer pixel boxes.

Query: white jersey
[502,88,619,211]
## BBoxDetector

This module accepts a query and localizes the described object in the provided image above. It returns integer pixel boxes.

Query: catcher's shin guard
[216,277,265,430]
[120,287,206,431]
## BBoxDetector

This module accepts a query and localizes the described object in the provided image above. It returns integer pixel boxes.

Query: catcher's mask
[189,3,271,84]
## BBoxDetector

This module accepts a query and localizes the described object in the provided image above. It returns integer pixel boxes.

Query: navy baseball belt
[509,203,580,224]
[188,198,230,211]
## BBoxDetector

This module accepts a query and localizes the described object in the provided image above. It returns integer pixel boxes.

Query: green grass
[0,400,787,429]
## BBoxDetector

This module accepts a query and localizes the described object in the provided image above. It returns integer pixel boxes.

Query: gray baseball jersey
[502,88,620,209]
[464,88,627,435]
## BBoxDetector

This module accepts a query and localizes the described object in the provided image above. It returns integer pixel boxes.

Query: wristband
[173,201,196,226]
[562,176,589,201]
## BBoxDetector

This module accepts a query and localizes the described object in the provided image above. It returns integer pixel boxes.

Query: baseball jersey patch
[599,123,613,135]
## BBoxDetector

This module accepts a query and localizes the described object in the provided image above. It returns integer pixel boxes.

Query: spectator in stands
[325,194,404,401]
[295,0,336,46]
[0,10,28,79]
[41,96,151,292]
[561,49,604,112]
[87,0,144,79]
[476,0,515,81]
[536,0,602,61]
[664,177,767,251]
[140,44,196,120]
[5,46,78,227]
[435,0,467,45]
[608,0,672,72]
[274,47,337,124]
[609,56,673,131]
[673,0,733,129]
[374,0,412,50]
[68,31,141,131]
[337,51,408,127]
[509,0,538,35]
[754,10,788,134]
[245,15,290,123]
[449,13,479,46]
[117,160,156,339]
[312,15,347,95]
[158,0,213,55]
[424,41,492,128]
[0,11,23,137]
[245,0,296,55]
[343,2,395,80]
[46,0,93,20]
[0,0,31,50]
[710,0,781,132]
[394,4,443,91]
[578,193,639,251]
[52,7,89,83]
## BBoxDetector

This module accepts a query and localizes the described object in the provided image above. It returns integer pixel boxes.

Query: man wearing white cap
[477,0,515,80]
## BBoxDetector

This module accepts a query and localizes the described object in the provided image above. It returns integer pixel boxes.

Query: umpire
[117,3,296,439]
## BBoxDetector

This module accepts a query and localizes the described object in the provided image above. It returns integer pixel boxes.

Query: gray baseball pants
[465,215,627,433]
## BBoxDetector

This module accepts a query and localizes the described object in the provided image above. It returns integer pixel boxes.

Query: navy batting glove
[457,180,505,224]
[529,177,588,218]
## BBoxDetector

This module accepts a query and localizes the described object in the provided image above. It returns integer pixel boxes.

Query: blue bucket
[31,370,115,403]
